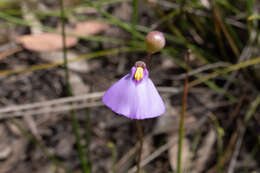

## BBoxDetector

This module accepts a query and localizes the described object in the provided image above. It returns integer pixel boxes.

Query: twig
[0,86,225,120]
[0,101,102,119]
[189,56,260,87]
[212,1,240,58]
[115,142,139,172]
[0,87,179,119]
[244,94,260,123]
[0,45,23,60]
[0,92,104,117]
[227,126,245,173]
[128,141,172,173]
[168,62,230,80]
[226,89,247,127]
[215,45,251,101]
[0,85,234,120]
[0,42,18,52]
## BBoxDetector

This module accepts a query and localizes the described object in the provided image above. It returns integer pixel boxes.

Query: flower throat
[134,61,146,82]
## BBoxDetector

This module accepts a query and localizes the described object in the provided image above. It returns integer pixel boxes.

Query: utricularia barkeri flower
[102,61,165,119]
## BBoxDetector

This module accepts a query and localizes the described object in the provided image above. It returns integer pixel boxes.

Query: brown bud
[145,31,165,54]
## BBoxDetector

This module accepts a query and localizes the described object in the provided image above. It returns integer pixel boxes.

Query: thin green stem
[59,0,90,172]
[132,0,138,33]
[71,109,90,173]
[210,115,224,172]
[59,0,70,96]
[85,108,92,171]
[136,120,143,173]
[177,51,190,173]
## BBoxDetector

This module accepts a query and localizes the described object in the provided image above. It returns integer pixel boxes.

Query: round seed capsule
[146,31,166,54]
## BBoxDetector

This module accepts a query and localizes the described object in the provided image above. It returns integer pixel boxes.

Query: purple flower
[102,61,165,119]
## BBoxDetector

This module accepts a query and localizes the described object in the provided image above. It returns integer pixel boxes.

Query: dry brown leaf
[74,21,109,36]
[141,137,153,160]
[16,33,78,52]
[191,129,216,173]
[0,46,23,61]
[154,104,196,135]
[168,135,191,172]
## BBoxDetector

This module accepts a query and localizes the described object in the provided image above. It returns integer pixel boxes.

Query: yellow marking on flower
[134,67,144,81]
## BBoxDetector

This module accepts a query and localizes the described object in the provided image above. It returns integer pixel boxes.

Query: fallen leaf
[16,33,78,52]
[74,21,109,36]
[168,135,191,172]
[69,72,90,95]
[16,21,109,52]
[153,101,196,135]
[191,129,216,173]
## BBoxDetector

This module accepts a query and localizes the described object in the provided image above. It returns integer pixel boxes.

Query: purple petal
[133,78,165,119]
[102,72,165,119]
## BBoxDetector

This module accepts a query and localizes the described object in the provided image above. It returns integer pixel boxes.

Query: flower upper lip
[134,67,144,81]
[135,61,146,69]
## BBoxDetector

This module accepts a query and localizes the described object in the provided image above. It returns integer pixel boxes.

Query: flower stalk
[136,120,143,173]
[145,53,151,66]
